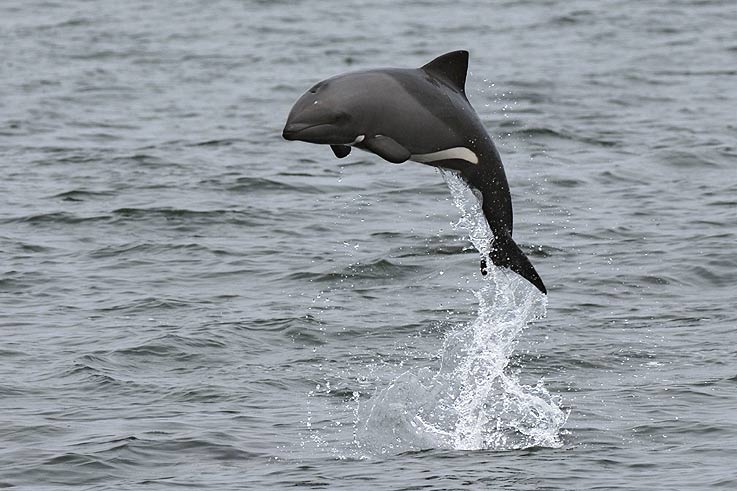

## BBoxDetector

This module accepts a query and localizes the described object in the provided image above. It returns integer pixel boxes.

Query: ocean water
[2,0,737,489]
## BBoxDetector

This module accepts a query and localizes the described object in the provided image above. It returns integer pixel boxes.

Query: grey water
[2,0,737,489]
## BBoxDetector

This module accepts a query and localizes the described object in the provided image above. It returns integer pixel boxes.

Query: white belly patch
[410,147,478,165]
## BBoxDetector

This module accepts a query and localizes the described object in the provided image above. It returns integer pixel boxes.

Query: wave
[288,258,423,283]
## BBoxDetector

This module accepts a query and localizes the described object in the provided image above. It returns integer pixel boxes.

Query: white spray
[356,169,567,453]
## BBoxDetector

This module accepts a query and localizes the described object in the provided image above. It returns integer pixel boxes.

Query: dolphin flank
[282,50,547,295]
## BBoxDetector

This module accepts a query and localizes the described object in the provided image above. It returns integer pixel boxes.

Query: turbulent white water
[356,170,567,453]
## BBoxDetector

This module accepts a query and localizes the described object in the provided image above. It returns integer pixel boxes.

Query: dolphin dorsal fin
[421,50,469,94]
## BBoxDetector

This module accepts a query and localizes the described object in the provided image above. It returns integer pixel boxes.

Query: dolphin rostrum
[282,50,546,294]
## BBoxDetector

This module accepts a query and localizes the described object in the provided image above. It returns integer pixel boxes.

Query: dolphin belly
[410,147,479,165]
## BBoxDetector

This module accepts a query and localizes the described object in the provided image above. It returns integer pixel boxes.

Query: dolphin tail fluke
[463,171,546,294]
[488,231,547,295]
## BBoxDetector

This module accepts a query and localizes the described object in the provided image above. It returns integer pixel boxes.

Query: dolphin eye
[334,112,350,123]
[309,82,324,94]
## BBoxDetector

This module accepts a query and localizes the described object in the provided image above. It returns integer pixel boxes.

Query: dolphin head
[282,77,363,145]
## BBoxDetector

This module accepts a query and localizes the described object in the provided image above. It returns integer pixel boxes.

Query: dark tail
[463,169,547,295]
[485,230,547,295]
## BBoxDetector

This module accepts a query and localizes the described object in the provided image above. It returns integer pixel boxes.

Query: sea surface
[2,0,737,489]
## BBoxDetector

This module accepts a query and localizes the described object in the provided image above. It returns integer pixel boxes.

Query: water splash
[356,169,567,453]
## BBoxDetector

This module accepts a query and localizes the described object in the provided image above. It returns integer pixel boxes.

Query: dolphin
[282,50,546,294]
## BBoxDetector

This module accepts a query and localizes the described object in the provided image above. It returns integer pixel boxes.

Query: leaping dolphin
[282,50,547,294]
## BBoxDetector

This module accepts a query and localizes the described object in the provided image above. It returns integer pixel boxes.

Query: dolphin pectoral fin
[331,145,351,159]
[364,135,410,164]
[489,231,547,294]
